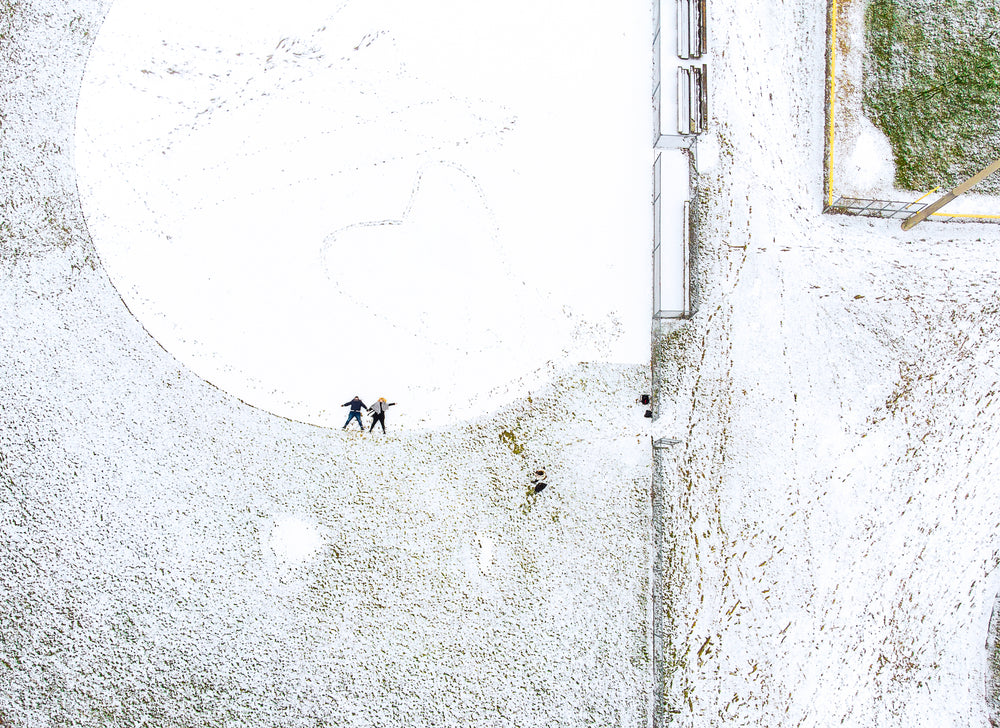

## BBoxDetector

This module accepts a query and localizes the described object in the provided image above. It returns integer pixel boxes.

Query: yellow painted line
[911,186,940,205]
[929,212,1000,219]
[827,0,838,207]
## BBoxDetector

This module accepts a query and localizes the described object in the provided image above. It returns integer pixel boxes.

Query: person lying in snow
[367,398,396,433]
[342,396,367,430]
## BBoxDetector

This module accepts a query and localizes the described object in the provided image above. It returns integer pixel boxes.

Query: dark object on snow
[644,409,653,418]
[533,482,547,493]
[640,394,651,405]
[530,468,548,493]
[342,396,367,430]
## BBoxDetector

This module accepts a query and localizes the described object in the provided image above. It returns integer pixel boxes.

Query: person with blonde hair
[367,397,396,434]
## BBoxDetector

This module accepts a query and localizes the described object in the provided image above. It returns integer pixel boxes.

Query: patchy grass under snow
[863,0,1000,193]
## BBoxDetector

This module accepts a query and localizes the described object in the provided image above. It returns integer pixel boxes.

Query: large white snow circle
[75,0,652,428]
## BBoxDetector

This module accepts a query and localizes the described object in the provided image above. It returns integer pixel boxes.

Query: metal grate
[826,196,926,220]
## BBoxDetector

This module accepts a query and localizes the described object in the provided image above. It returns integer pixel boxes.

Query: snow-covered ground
[651,0,1000,725]
[6,0,1000,727]
[1,1,655,726]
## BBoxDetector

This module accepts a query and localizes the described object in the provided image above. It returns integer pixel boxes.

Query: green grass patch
[498,429,524,455]
[864,0,1000,193]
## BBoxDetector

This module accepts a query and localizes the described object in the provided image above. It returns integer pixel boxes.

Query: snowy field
[651,0,1000,725]
[6,0,1000,727]
[1,1,655,726]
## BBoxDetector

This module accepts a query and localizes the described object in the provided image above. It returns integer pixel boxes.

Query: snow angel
[342,396,367,430]
[368,397,396,433]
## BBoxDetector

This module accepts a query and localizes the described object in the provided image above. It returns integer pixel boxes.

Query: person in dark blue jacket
[342,396,367,430]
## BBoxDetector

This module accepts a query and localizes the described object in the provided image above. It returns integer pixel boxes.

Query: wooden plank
[676,0,688,59]
[689,0,700,59]
[699,0,708,55]
[692,67,702,132]
[688,67,698,133]
[677,67,689,134]
[700,63,708,131]
[901,158,1000,230]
